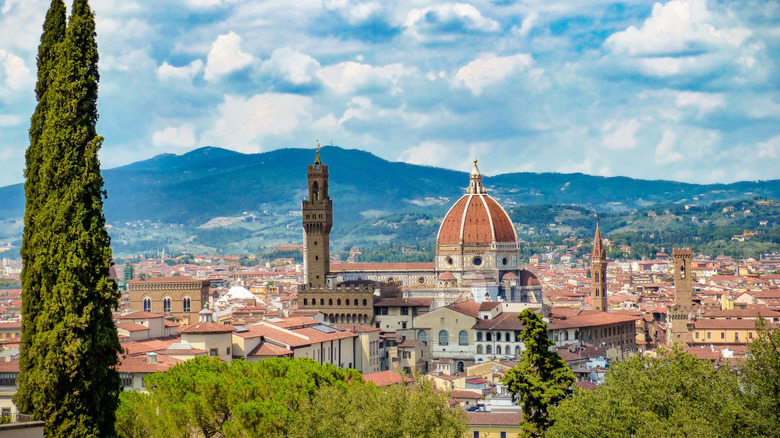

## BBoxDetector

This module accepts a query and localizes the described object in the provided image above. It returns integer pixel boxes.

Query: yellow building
[466,411,523,438]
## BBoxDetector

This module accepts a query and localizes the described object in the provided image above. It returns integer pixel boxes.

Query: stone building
[127,276,210,324]
[667,248,694,344]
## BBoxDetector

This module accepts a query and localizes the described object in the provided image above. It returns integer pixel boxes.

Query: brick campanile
[302,145,332,287]
[591,223,608,311]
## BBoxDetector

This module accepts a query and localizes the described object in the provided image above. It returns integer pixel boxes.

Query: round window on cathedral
[502,257,508,266]
[445,256,453,266]
[418,277,425,284]
[473,256,483,266]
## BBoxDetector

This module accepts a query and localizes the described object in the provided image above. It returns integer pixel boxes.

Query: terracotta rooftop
[447,300,480,318]
[465,411,523,426]
[362,370,413,387]
[116,322,149,332]
[437,194,517,245]
[117,354,183,373]
[472,312,524,331]
[179,322,235,334]
[248,342,294,357]
[330,262,434,272]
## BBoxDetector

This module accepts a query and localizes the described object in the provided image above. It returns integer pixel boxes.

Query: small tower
[591,224,608,311]
[302,144,333,288]
[673,248,693,307]
[467,158,487,195]
[668,248,694,344]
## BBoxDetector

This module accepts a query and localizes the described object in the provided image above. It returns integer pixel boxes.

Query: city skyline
[0,0,778,187]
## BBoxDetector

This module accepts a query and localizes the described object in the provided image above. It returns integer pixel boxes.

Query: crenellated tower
[302,145,332,287]
[591,223,608,311]
[668,248,694,344]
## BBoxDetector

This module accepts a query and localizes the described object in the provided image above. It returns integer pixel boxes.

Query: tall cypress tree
[17,0,67,415]
[17,1,121,436]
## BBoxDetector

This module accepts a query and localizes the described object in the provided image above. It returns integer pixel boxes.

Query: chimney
[147,352,158,364]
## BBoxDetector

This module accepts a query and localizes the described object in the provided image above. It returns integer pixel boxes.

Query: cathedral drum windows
[163,297,171,313]
[143,297,151,313]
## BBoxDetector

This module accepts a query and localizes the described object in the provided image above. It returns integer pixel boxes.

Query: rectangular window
[735,333,739,341]
[501,432,507,438]
[401,307,409,316]
[401,322,407,329]
[749,332,753,339]
[120,373,133,387]
[695,332,699,339]
[210,348,218,356]
[707,332,711,339]
[226,347,231,355]
[721,332,725,339]
[473,432,480,438]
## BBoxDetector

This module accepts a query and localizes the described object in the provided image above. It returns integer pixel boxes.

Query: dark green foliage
[291,376,466,438]
[546,347,768,437]
[17,0,121,436]
[116,358,465,438]
[744,317,780,433]
[17,0,66,415]
[502,309,575,437]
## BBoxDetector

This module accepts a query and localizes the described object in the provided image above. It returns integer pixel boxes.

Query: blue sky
[0,0,778,187]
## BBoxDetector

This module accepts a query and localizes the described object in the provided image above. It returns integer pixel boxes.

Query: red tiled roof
[0,321,21,329]
[374,298,431,307]
[438,271,456,281]
[450,390,482,399]
[575,381,599,391]
[448,300,480,318]
[122,337,180,356]
[248,342,293,357]
[178,322,235,334]
[362,371,413,387]
[437,195,517,245]
[548,311,640,329]
[472,312,524,331]
[479,302,501,311]
[693,319,769,330]
[271,317,320,329]
[335,324,381,333]
[117,354,183,373]
[465,411,523,426]
[116,322,149,332]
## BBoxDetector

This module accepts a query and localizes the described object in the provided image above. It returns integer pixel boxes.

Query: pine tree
[16,0,67,415]
[17,1,122,436]
[502,309,575,437]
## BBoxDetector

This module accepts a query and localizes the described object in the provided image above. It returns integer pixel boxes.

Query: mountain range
[0,146,778,255]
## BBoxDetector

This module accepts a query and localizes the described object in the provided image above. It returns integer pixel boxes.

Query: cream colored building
[178,322,235,363]
[413,301,480,373]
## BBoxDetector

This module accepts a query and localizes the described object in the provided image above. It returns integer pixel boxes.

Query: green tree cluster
[547,320,780,438]
[17,0,121,436]
[116,357,465,438]
[502,309,575,437]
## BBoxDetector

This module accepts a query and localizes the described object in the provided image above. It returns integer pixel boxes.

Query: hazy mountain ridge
[0,146,777,255]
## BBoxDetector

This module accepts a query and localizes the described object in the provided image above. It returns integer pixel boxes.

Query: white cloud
[757,135,780,159]
[261,48,321,85]
[324,0,383,25]
[317,61,415,95]
[674,91,725,113]
[0,50,31,91]
[152,123,197,148]
[0,114,22,127]
[201,93,313,153]
[405,3,500,41]
[512,12,538,38]
[455,53,533,96]
[398,141,451,167]
[203,32,253,81]
[184,0,242,8]
[601,119,640,150]
[158,60,205,81]
[605,0,751,57]
[654,129,684,164]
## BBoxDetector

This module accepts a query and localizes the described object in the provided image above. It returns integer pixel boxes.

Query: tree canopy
[116,357,465,438]
[547,346,770,438]
[502,309,575,437]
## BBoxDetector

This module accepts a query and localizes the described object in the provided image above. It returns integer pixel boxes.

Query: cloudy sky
[0,0,778,187]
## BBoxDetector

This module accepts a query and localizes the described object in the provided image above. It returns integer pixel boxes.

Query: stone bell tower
[591,223,608,311]
[668,248,694,344]
[302,144,332,287]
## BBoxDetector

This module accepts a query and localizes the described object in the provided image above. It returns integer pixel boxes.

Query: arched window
[363,299,367,306]
[329,299,333,306]
[417,331,428,344]
[459,330,468,346]
[182,297,191,313]
[439,330,449,346]
[497,346,502,354]
[486,332,492,342]
[163,297,171,313]
[515,346,521,355]
[506,345,512,355]
[303,298,308,306]
[458,361,465,373]
[320,299,324,306]
[477,345,484,354]
[486,345,492,355]
[337,299,341,306]
[143,297,151,313]
[312,181,319,200]
[477,332,483,342]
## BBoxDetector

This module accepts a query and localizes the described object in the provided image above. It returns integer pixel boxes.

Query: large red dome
[437,193,517,245]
